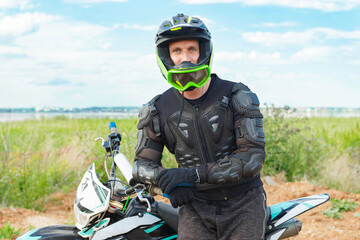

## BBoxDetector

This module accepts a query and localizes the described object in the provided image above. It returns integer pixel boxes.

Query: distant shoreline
[0,106,141,113]
[0,106,359,122]
[0,112,139,122]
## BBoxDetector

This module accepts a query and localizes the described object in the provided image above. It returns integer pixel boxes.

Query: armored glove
[156,168,199,194]
[167,187,195,208]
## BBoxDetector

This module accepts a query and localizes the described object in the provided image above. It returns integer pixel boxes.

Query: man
[132,13,267,240]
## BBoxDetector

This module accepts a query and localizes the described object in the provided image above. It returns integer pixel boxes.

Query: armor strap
[145,137,163,152]
[235,127,243,139]
[220,96,230,108]
[196,165,208,184]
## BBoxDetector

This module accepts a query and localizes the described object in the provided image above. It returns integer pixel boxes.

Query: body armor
[159,89,236,168]
[133,74,265,196]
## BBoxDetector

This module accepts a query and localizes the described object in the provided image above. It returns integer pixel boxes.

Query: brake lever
[95,137,111,153]
[136,188,152,213]
[95,137,105,145]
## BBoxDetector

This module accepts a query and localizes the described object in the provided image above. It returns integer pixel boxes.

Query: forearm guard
[133,99,165,185]
[132,158,164,185]
[197,148,265,184]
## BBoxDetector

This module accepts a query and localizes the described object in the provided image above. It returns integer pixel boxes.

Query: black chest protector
[155,75,237,168]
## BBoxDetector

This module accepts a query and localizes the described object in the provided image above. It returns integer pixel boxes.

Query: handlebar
[113,153,133,184]
[96,121,166,199]
[148,185,164,196]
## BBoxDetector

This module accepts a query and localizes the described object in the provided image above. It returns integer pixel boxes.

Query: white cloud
[320,28,360,39]
[243,31,313,45]
[102,43,112,49]
[193,15,215,26]
[180,0,239,3]
[291,46,332,61]
[251,21,299,28]
[242,28,360,45]
[216,50,282,64]
[121,23,157,31]
[260,73,360,108]
[217,70,359,108]
[64,0,127,3]
[347,60,360,65]
[0,12,58,37]
[0,18,167,108]
[0,45,23,55]
[179,0,360,12]
[214,44,358,65]
[0,0,33,9]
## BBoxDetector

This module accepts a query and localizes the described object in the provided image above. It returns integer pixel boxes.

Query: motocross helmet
[155,13,213,91]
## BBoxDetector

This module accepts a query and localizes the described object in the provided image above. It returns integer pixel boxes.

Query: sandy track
[1,178,359,240]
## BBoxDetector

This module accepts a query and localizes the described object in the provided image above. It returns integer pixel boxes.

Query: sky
[0,0,359,108]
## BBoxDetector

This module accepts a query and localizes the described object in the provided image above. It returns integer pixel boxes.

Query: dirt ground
[1,177,359,240]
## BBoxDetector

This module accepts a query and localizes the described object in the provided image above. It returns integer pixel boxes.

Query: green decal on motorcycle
[78,218,110,238]
[16,229,41,240]
[144,221,165,233]
[161,235,178,240]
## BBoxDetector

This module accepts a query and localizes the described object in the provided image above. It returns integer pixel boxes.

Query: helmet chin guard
[155,13,213,91]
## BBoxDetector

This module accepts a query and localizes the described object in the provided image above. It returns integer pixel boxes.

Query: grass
[263,105,360,192]
[0,117,136,209]
[322,198,358,219]
[0,110,359,210]
[0,222,21,240]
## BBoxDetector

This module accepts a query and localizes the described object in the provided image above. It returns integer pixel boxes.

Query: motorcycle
[17,122,330,240]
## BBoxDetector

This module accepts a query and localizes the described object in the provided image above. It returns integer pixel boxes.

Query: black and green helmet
[155,13,213,91]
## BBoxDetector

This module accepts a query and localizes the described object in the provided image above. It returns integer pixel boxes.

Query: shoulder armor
[231,82,250,92]
[231,83,263,118]
[137,94,161,130]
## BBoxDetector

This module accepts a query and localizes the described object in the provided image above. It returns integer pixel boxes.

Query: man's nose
[181,51,193,63]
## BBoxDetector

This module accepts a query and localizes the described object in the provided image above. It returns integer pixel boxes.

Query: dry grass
[319,153,360,193]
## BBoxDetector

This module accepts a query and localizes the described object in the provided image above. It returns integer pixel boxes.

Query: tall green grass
[0,111,359,210]
[263,106,360,192]
[0,117,138,209]
[263,106,326,179]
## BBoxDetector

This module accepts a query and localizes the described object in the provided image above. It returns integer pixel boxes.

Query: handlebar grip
[125,188,135,195]
[148,185,164,197]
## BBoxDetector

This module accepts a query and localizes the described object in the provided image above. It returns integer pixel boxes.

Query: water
[1,108,359,122]
[0,112,139,122]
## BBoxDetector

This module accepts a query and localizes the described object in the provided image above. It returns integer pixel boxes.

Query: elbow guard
[232,84,265,147]
[132,158,164,185]
[197,148,265,184]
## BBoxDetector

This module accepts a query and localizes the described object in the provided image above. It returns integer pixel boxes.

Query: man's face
[169,39,200,66]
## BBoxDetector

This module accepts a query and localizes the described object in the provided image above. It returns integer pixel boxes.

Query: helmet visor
[167,65,211,91]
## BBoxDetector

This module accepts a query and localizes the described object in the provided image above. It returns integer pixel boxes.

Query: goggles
[167,64,211,92]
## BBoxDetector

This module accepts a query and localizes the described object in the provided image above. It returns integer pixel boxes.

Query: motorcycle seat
[155,201,179,232]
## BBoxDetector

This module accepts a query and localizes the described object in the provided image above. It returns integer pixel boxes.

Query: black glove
[168,187,195,208]
[156,168,199,194]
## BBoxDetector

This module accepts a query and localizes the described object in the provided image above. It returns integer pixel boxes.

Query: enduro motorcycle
[17,122,330,240]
